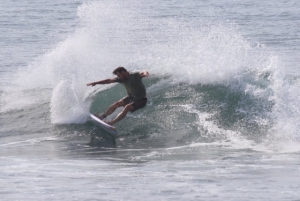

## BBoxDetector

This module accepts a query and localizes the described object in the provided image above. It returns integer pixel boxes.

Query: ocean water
[1,0,300,200]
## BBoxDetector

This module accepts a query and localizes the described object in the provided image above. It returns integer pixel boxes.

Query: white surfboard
[90,114,117,136]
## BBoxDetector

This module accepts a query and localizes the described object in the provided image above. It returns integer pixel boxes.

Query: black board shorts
[122,96,147,112]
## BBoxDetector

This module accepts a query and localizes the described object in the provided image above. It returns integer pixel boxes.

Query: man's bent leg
[95,100,125,120]
[105,104,134,126]
[104,100,125,116]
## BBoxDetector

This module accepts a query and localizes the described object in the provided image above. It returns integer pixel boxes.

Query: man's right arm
[86,78,115,86]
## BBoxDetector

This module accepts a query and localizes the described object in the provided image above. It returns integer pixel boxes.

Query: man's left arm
[139,71,149,78]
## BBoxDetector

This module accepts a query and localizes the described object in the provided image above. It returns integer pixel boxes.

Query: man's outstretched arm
[86,78,115,86]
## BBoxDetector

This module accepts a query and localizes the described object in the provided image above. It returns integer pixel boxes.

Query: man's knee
[114,100,125,107]
[124,104,134,112]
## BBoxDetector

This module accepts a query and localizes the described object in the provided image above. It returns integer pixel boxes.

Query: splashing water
[1,0,300,152]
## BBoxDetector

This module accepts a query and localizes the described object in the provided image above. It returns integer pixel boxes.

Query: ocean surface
[1,0,300,200]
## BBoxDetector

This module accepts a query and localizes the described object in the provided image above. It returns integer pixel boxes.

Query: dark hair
[113,67,127,75]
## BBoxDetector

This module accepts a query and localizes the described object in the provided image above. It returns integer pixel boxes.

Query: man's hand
[86,82,97,86]
[140,71,149,78]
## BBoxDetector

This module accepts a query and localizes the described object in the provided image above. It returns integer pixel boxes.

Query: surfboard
[90,114,117,136]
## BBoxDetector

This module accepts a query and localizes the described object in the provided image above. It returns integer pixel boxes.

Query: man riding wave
[87,67,149,126]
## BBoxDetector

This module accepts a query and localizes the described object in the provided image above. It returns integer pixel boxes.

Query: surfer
[87,67,149,126]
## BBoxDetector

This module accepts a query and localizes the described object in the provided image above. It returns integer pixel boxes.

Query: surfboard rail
[90,114,117,136]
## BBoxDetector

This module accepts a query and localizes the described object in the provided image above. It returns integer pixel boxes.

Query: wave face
[1,0,300,152]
